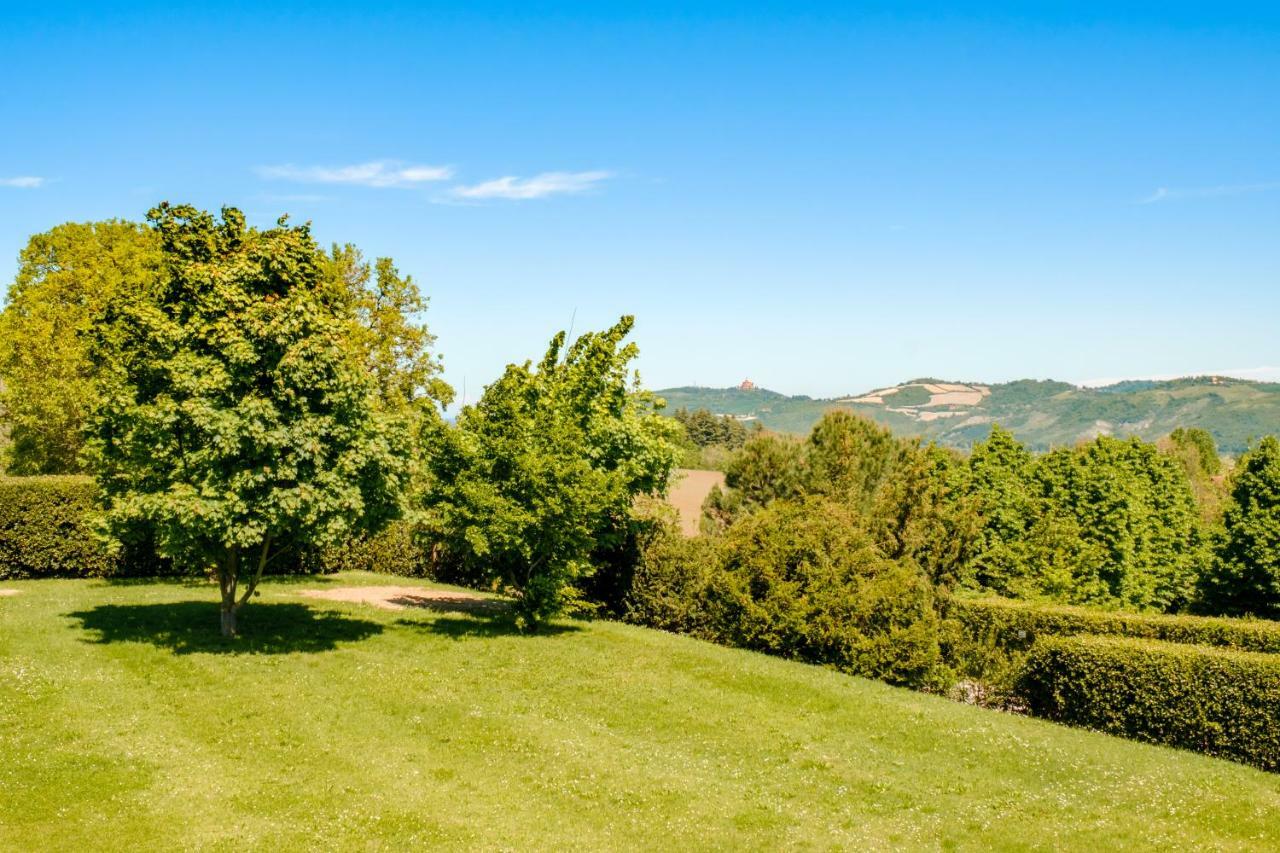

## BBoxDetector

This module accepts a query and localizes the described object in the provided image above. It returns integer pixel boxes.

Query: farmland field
[2,573,1279,850]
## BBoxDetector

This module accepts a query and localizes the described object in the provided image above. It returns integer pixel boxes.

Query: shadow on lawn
[394,611,581,640]
[67,602,383,655]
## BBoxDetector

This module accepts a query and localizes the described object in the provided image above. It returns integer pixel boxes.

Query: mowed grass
[2,574,1279,850]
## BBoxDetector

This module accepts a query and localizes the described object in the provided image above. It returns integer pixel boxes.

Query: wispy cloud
[450,170,612,200]
[1139,182,1280,204]
[0,176,45,188]
[257,160,453,188]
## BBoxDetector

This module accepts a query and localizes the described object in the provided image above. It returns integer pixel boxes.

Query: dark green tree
[85,204,411,636]
[1198,436,1280,617]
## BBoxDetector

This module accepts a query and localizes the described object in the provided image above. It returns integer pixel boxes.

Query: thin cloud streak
[1139,182,1280,204]
[0,176,45,188]
[450,170,612,200]
[257,160,453,187]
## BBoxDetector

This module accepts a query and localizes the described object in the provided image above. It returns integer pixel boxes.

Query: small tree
[424,317,679,629]
[86,204,410,636]
[1198,436,1280,617]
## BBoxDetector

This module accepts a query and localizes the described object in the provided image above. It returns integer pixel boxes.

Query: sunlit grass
[2,572,1278,849]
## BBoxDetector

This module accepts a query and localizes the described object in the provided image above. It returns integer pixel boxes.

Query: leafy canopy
[424,316,680,629]
[85,203,413,635]
[0,221,162,474]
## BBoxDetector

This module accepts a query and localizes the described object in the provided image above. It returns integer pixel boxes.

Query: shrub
[948,595,1280,656]
[0,476,117,578]
[318,521,432,577]
[1018,635,1280,770]
[706,498,947,688]
[621,503,721,635]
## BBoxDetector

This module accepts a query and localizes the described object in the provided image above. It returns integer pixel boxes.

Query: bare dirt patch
[668,468,725,537]
[0,589,19,597]
[297,586,505,615]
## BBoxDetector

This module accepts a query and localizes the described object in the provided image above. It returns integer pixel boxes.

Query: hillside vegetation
[3,574,1280,850]
[659,377,1280,452]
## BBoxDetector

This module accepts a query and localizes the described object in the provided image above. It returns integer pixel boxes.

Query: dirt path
[297,585,503,614]
[0,590,20,597]
[668,468,725,536]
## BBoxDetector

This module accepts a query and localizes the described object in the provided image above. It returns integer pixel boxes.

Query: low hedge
[316,521,433,577]
[0,476,119,578]
[947,595,1280,655]
[1018,635,1280,771]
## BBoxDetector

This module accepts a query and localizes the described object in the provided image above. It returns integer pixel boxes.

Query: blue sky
[2,2,1278,400]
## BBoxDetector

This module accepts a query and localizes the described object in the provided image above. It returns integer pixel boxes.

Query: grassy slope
[2,573,1279,850]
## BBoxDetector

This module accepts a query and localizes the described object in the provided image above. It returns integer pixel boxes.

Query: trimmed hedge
[947,595,1280,655]
[0,476,118,578]
[317,521,433,577]
[1019,635,1280,771]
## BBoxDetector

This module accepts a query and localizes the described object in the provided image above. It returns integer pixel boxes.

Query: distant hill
[656,376,1280,453]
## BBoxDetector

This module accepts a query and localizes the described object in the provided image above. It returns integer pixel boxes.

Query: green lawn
[2,573,1278,850]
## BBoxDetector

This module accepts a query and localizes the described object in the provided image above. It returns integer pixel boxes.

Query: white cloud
[1139,182,1280,204]
[257,160,453,188]
[1078,367,1280,387]
[450,170,612,200]
[0,176,45,188]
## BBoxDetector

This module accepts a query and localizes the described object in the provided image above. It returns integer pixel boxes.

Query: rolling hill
[657,376,1280,453]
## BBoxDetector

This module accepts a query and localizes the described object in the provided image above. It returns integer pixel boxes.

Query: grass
[2,573,1279,850]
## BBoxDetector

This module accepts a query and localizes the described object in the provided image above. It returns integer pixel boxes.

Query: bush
[706,498,946,688]
[621,504,721,635]
[1018,635,1280,770]
[948,595,1280,656]
[317,521,432,577]
[0,476,117,578]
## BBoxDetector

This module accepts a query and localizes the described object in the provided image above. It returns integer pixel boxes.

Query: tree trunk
[220,604,237,638]
[218,546,240,638]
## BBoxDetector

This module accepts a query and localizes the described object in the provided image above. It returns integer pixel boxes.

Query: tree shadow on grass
[393,610,581,640]
[67,601,383,655]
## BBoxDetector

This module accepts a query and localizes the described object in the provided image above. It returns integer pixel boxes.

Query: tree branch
[237,535,271,608]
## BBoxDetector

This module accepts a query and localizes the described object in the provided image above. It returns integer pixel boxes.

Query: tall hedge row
[948,595,1280,655]
[0,475,424,579]
[1019,635,1280,771]
[0,476,118,578]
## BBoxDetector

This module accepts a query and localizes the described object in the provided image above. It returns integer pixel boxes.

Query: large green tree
[0,221,162,474]
[86,204,412,636]
[1198,436,1280,617]
[424,316,680,629]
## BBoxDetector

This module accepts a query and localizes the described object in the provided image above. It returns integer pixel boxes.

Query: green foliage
[423,317,680,629]
[630,496,947,689]
[1030,436,1203,610]
[944,595,1280,694]
[0,221,162,474]
[707,498,946,688]
[803,410,902,510]
[1018,635,1280,771]
[85,204,410,635]
[318,521,432,577]
[964,429,1204,611]
[1198,436,1280,617]
[672,407,748,449]
[0,476,118,578]
[702,432,806,530]
[620,500,722,635]
[872,442,982,588]
[1168,426,1222,476]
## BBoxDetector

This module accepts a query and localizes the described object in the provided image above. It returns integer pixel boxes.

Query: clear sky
[2,2,1278,401]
